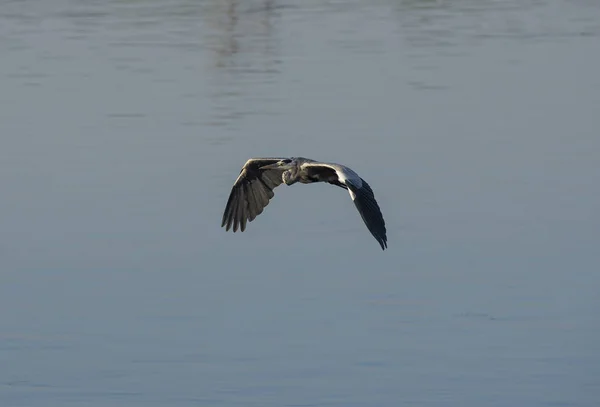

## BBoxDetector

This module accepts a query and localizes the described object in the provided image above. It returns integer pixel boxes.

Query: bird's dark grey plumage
[221,157,387,250]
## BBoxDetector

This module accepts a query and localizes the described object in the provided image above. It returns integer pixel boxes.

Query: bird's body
[221,157,387,250]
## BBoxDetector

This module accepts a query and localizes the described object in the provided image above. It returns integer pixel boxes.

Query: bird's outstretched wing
[346,178,388,250]
[221,158,287,232]
[301,162,387,250]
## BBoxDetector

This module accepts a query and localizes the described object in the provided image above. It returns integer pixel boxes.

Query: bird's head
[260,159,294,170]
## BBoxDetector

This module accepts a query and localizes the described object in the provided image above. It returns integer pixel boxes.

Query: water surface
[1,0,599,406]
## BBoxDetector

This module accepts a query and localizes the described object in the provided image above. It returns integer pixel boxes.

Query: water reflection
[210,0,241,65]
[201,0,281,129]
[393,0,600,48]
[201,0,279,70]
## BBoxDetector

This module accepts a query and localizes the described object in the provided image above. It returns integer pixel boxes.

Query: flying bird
[221,157,387,250]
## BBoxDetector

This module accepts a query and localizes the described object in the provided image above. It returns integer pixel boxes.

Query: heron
[221,157,387,250]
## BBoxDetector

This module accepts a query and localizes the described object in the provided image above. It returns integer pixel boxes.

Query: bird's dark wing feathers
[304,164,339,183]
[347,178,387,250]
[221,158,285,233]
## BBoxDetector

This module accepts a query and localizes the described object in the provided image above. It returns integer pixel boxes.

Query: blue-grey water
[1,1,599,406]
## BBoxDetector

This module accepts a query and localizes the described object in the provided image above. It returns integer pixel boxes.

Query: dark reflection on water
[201,0,283,129]
[1,0,600,406]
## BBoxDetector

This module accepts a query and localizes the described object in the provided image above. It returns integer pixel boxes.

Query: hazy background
[1,0,599,406]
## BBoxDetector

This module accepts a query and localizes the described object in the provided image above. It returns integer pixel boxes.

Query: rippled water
[1,1,599,406]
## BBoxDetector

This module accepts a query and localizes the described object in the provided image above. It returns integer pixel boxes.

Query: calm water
[1,0,599,406]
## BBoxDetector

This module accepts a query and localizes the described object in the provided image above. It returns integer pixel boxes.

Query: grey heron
[221,157,387,250]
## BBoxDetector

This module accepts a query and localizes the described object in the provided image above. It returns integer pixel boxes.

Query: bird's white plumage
[302,161,362,200]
